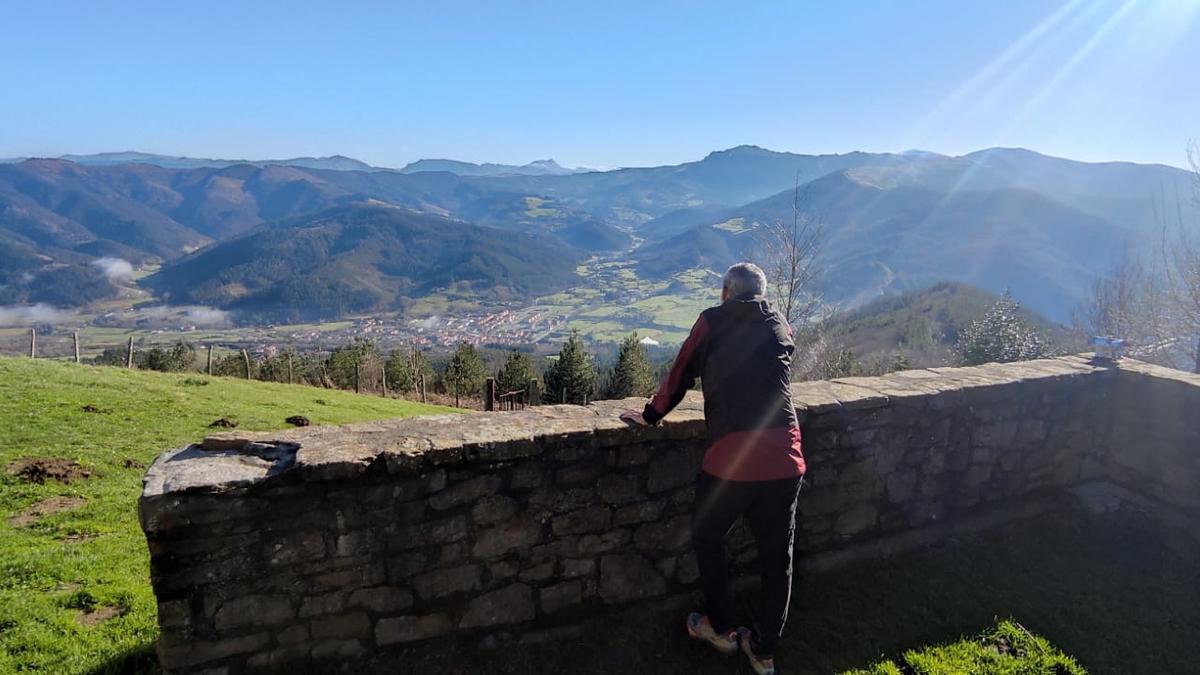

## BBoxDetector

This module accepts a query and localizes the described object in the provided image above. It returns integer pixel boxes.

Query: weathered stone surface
[412,565,481,600]
[614,500,664,526]
[348,586,414,613]
[633,515,691,556]
[158,632,272,670]
[597,473,641,504]
[213,595,294,631]
[310,638,365,659]
[310,611,370,640]
[472,494,519,525]
[473,517,543,559]
[519,561,556,582]
[459,583,535,628]
[550,506,612,536]
[299,591,346,618]
[647,451,700,493]
[539,580,583,614]
[599,553,666,604]
[560,558,595,579]
[428,475,502,510]
[376,614,452,646]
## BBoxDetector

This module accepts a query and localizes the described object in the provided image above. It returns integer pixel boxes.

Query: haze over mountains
[1,145,1194,323]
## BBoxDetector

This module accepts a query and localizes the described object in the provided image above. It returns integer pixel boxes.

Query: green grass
[847,620,1085,675]
[0,357,454,674]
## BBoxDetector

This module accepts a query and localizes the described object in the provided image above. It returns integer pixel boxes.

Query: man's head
[721,262,767,302]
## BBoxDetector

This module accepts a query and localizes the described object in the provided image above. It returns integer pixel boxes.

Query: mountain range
[0,145,1194,322]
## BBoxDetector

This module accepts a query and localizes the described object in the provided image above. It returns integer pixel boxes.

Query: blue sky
[2,0,1198,169]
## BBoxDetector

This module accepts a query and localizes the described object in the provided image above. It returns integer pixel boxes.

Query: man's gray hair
[723,262,767,298]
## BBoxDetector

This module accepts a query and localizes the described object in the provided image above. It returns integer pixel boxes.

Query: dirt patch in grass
[5,458,94,484]
[208,417,238,428]
[8,496,87,527]
[122,458,146,469]
[76,605,126,627]
[59,532,98,544]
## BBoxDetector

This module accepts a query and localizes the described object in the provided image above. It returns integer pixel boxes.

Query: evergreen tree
[385,349,416,392]
[444,342,488,397]
[543,331,596,404]
[137,340,196,372]
[957,291,1049,366]
[496,350,538,397]
[326,338,380,390]
[606,333,656,399]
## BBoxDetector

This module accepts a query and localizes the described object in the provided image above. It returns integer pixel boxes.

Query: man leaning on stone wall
[622,262,805,675]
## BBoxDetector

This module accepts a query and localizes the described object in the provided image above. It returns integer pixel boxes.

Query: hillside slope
[0,356,454,674]
[144,203,585,321]
[635,171,1129,321]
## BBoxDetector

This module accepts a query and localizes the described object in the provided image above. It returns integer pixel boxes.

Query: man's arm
[639,313,710,425]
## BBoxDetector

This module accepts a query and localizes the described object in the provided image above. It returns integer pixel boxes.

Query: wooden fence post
[382,365,389,398]
[454,378,461,408]
[73,332,80,363]
[207,345,214,376]
[527,378,538,407]
[126,337,134,369]
[355,361,361,394]
[484,377,495,411]
[288,353,294,385]
[241,348,251,379]
[562,387,567,405]
[420,373,427,403]
[29,328,36,359]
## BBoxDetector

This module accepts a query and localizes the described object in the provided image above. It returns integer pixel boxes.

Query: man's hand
[619,409,650,427]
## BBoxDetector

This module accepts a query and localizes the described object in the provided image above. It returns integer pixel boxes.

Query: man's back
[697,294,804,481]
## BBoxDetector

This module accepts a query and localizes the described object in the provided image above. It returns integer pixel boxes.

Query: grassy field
[0,357,455,674]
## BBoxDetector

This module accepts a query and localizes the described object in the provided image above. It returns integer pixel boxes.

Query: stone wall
[140,356,1191,673]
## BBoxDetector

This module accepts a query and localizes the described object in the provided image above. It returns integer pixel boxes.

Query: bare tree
[754,178,835,380]
[1156,143,1200,372]
[758,179,825,330]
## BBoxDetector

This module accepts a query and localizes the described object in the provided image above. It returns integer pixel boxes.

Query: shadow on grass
[95,502,1200,675]
[84,642,157,675]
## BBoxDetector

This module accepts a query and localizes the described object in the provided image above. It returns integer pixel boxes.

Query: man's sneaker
[685,613,738,655]
[737,627,776,675]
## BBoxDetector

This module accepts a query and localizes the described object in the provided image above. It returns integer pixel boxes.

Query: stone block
[616,445,652,466]
[412,565,481,600]
[310,638,365,659]
[561,558,595,579]
[577,529,631,556]
[348,586,414,613]
[311,611,370,640]
[459,583,535,628]
[597,473,641,504]
[213,594,294,631]
[647,451,700,493]
[539,580,583,614]
[376,614,452,646]
[520,561,556,582]
[551,507,612,536]
[472,495,519,525]
[834,504,878,538]
[157,632,271,670]
[599,553,666,604]
[633,515,691,557]
[277,623,310,645]
[557,463,606,485]
[429,475,502,510]
[473,517,544,559]
[614,500,664,526]
[509,461,544,489]
[266,531,327,566]
[299,591,347,618]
